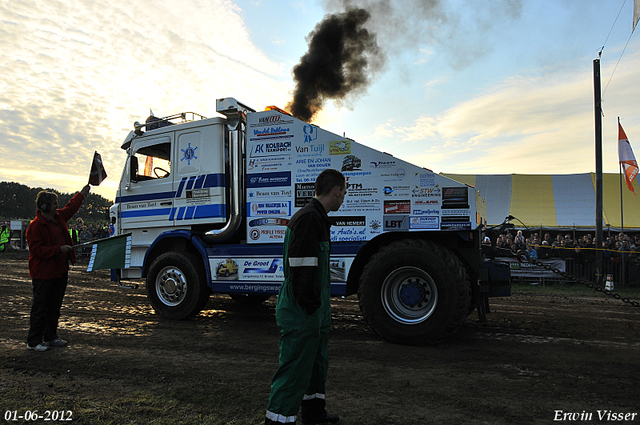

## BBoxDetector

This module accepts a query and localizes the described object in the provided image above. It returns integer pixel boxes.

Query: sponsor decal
[413,199,439,206]
[125,201,157,209]
[369,219,382,233]
[411,185,441,198]
[346,180,378,198]
[383,215,410,231]
[331,216,366,226]
[415,172,436,187]
[441,215,470,222]
[251,114,294,128]
[248,227,288,241]
[295,183,315,207]
[249,228,261,241]
[297,157,332,169]
[369,160,396,168]
[250,141,292,157]
[383,185,410,196]
[246,171,291,188]
[259,115,281,125]
[381,168,406,180]
[342,198,380,212]
[411,208,440,216]
[214,258,239,280]
[185,188,211,205]
[409,216,440,229]
[383,200,411,214]
[442,209,471,216]
[442,186,469,209]
[248,156,290,172]
[181,143,198,166]
[441,221,472,230]
[210,257,284,281]
[248,218,290,227]
[243,259,281,274]
[247,188,292,199]
[249,201,291,216]
[332,227,368,241]
[329,140,351,155]
[341,155,362,172]
[303,124,318,143]
[253,126,291,137]
[186,188,209,199]
[295,144,325,155]
[342,170,372,177]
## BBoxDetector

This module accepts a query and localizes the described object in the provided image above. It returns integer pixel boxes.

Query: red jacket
[26,193,84,279]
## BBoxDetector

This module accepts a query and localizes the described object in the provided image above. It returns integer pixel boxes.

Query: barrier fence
[496,255,640,287]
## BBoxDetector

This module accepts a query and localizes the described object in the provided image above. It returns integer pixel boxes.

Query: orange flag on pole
[618,122,638,194]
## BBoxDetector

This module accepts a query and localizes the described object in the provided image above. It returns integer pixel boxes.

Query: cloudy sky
[1,0,639,201]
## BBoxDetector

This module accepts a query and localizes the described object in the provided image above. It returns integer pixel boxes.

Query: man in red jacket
[26,185,90,351]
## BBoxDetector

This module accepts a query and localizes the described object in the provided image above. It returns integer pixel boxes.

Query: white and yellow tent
[442,173,640,231]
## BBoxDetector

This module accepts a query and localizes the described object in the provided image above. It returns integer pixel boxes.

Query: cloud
[372,48,640,175]
[0,0,291,200]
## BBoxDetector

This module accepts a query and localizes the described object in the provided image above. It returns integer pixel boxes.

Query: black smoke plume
[286,7,384,122]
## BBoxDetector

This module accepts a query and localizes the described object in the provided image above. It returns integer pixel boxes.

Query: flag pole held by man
[81,152,132,271]
[89,151,108,186]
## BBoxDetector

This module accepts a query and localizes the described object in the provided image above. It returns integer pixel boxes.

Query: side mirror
[130,156,139,183]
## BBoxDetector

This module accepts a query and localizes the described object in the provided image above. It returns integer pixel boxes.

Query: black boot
[300,412,339,425]
[300,398,339,425]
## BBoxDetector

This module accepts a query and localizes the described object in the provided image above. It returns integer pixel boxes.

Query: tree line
[0,181,112,225]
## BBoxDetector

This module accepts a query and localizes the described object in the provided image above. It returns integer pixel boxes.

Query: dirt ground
[1,250,639,425]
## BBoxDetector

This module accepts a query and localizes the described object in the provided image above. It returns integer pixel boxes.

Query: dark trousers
[27,273,68,347]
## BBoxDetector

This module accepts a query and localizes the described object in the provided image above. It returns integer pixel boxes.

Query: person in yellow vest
[0,221,10,252]
[68,224,80,245]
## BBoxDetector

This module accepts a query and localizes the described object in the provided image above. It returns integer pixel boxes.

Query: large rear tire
[147,252,209,319]
[358,239,471,345]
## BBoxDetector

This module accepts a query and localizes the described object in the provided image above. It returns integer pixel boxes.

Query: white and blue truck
[110,97,510,345]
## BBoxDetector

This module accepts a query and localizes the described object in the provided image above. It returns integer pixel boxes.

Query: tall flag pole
[594,58,604,285]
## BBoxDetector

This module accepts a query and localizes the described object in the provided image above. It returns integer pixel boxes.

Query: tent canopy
[442,173,640,231]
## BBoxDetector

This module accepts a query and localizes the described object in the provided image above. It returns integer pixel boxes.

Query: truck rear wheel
[358,239,471,345]
[147,252,209,319]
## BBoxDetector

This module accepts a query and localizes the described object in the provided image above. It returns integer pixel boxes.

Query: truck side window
[134,142,171,181]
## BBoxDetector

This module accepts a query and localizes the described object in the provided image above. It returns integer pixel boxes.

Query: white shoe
[27,343,49,352]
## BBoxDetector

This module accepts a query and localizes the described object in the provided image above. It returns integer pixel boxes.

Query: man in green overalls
[266,169,346,425]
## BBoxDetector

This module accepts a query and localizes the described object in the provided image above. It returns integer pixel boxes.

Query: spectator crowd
[484,230,640,285]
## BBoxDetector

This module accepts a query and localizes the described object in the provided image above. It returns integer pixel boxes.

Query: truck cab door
[170,122,227,227]
[119,135,175,230]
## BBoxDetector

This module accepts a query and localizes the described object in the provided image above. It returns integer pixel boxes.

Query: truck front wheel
[358,239,471,345]
[147,252,209,319]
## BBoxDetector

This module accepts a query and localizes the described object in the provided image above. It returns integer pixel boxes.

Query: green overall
[267,198,332,424]
[0,226,9,252]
